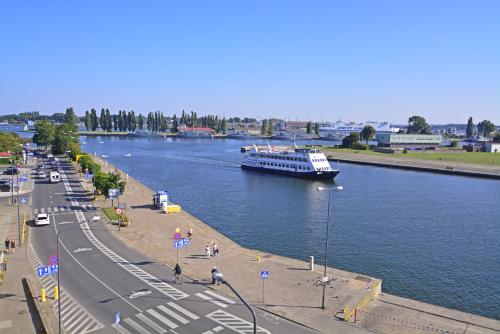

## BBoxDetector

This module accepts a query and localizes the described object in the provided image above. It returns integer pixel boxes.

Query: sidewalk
[0,200,36,334]
[79,157,500,334]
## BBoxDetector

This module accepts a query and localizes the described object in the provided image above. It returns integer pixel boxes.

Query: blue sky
[0,1,499,124]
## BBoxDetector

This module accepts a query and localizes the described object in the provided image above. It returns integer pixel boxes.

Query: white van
[50,171,61,183]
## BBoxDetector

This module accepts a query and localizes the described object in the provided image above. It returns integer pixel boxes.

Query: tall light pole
[317,185,343,309]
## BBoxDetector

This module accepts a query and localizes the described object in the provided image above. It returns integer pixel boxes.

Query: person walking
[205,244,211,259]
[4,238,10,252]
[187,225,193,239]
[212,242,219,257]
[10,239,15,254]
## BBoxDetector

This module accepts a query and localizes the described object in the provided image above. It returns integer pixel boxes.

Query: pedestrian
[205,244,211,259]
[187,225,193,239]
[4,238,10,252]
[211,266,220,285]
[10,239,15,254]
[212,242,219,257]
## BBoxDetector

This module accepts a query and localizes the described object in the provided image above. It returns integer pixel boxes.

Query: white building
[484,142,500,153]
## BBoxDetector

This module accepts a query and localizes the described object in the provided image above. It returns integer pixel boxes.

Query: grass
[322,147,500,166]
[102,207,120,220]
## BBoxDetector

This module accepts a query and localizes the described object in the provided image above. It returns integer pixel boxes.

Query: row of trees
[0,132,25,153]
[75,153,126,197]
[466,117,496,139]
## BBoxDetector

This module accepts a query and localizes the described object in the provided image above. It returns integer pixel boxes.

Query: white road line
[201,331,214,334]
[213,326,224,332]
[147,308,179,329]
[66,311,88,331]
[124,318,152,334]
[33,208,38,214]
[195,293,228,308]
[60,206,66,211]
[40,208,45,213]
[136,313,166,333]
[203,290,236,305]
[166,302,200,320]
[206,310,271,334]
[70,317,92,333]
[53,206,58,212]
[46,207,52,213]
[157,304,189,324]
[111,323,133,334]
[63,308,83,325]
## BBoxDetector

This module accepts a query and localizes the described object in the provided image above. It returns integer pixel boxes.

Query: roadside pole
[260,271,269,303]
[16,172,20,245]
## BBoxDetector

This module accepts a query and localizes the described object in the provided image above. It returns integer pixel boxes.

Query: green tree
[477,120,496,138]
[361,125,376,144]
[493,133,500,142]
[314,123,320,136]
[99,109,106,131]
[63,107,79,130]
[466,117,474,138]
[138,114,144,130]
[33,120,55,150]
[84,110,91,131]
[171,114,179,133]
[306,122,312,134]
[90,109,98,131]
[105,109,112,132]
[0,132,22,152]
[266,120,273,136]
[261,119,268,135]
[407,116,431,134]
[341,132,360,148]
[52,124,79,154]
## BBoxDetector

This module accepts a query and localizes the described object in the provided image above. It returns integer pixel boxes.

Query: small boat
[99,141,104,144]
[124,153,132,157]
[102,155,109,158]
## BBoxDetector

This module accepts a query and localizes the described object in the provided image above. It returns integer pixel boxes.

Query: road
[29,157,315,334]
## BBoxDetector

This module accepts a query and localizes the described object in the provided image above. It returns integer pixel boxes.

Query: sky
[0,1,499,124]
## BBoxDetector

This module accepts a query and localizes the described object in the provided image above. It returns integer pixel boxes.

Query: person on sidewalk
[211,266,221,285]
[10,240,15,254]
[205,244,211,259]
[4,238,10,252]
[187,225,193,239]
[212,242,219,257]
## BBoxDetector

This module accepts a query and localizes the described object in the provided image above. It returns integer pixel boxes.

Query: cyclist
[173,263,182,280]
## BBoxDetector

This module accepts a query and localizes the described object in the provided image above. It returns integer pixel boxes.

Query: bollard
[53,286,59,300]
[256,256,261,262]
[310,256,314,271]
[41,288,46,302]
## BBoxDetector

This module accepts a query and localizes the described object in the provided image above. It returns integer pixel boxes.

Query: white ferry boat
[241,144,340,180]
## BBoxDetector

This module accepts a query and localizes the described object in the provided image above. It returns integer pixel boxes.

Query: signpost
[260,271,269,302]
[37,264,59,277]
[49,255,59,266]
[172,228,188,263]
[108,188,120,207]
[84,173,93,180]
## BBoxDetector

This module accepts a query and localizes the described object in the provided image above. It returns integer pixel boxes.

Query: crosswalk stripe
[53,206,58,212]
[135,313,166,333]
[203,290,236,304]
[166,302,200,320]
[34,208,39,214]
[196,293,228,308]
[201,331,214,334]
[147,309,179,329]
[213,326,224,332]
[124,318,152,334]
[60,206,65,211]
[156,305,188,324]
[46,207,52,213]
[70,317,92,333]
[111,323,133,334]
[40,208,45,214]
[66,311,87,330]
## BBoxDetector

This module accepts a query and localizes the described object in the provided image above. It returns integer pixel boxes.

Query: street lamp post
[213,272,257,334]
[317,185,343,309]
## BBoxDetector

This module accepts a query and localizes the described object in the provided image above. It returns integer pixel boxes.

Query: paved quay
[324,151,500,179]
[78,156,500,334]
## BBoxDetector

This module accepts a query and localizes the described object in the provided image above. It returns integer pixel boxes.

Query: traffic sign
[84,173,93,179]
[36,265,58,277]
[21,198,27,204]
[114,312,121,325]
[116,208,122,215]
[19,176,28,182]
[118,203,126,209]
[260,271,269,279]
[49,255,59,266]
[173,238,190,248]
[108,188,120,199]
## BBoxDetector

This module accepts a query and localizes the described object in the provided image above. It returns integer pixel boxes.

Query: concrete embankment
[77,156,500,334]
[325,151,500,180]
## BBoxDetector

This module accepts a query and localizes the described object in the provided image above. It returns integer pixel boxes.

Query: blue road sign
[114,312,121,325]
[84,173,93,179]
[37,265,58,277]
[108,188,120,198]
[19,176,28,182]
[260,271,269,279]
[21,198,27,204]
[173,238,190,248]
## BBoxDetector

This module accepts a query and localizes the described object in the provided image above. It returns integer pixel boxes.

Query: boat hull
[241,164,340,180]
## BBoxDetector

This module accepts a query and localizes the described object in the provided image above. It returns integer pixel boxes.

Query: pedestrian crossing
[111,301,201,334]
[195,290,237,308]
[33,204,96,215]
[28,244,104,334]
[206,309,271,334]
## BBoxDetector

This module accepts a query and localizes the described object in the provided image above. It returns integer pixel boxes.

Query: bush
[403,149,408,154]
[450,140,459,148]
[353,143,368,150]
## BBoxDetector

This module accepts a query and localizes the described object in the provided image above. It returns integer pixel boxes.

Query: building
[376,133,442,149]
[484,142,500,153]
[319,121,399,140]
[176,127,215,138]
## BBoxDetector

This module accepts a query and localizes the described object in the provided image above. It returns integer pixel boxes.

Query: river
[44,132,500,319]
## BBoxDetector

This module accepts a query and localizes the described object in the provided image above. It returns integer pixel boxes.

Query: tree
[63,107,79,130]
[361,125,376,145]
[477,120,496,138]
[314,123,320,136]
[105,109,112,132]
[306,122,312,134]
[261,119,268,135]
[90,109,98,131]
[466,117,474,138]
[221,117,227,134]
[84,110,91,131]
[138,114,144,130]
[113,115,118,131]
[407,116,431,134]
[341,132,360,148]
[266,120,273,136]
[52,124,79,154]
[172,114,179,133]
[33,120,55,150]
[493,133,500,142]
[0,132,22,152]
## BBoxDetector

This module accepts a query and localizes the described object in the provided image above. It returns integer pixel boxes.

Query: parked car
[50,172,61,183]
[38,171,47,178]
[0,179,10,192]
[3,167,19,175]
[35,213,50,226]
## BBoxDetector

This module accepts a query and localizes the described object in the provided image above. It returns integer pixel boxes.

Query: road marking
[124,318,152,334]
[46,207,52,213]
[53,206,58,212]
[136,313,167,333]
[206,310,271,334]
[203,290,236,305]
[167,302,200,320]
[59,221,74,225]
[195,293,228,308]
[213,326,224,332]
[147,308,179,329]
[111,323,133,334]
[73,247,93,253]
[40,208,45,213]
[33,208,38,214]
[130,289,152,299]
[157,304,189,324]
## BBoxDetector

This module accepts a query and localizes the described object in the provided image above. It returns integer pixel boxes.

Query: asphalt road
[29,157,316,334]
